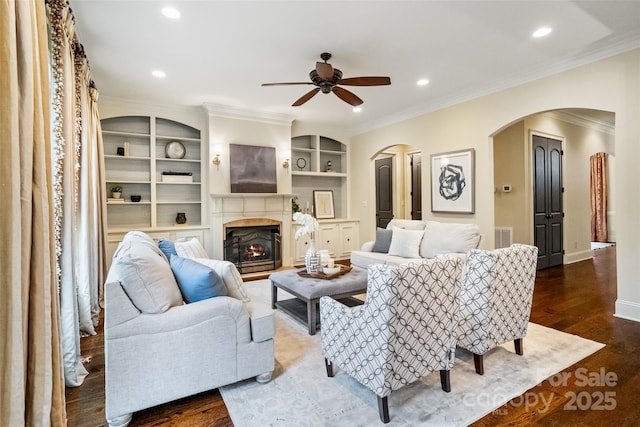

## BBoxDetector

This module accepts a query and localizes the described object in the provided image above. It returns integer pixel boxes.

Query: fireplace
[224,224,282,274]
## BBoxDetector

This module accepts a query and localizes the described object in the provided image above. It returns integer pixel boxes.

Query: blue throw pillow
[170,255,228,303]
[158,238,178,258]
[372,228,393,253]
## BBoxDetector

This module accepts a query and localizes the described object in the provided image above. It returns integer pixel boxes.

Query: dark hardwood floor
[66,246,640,426]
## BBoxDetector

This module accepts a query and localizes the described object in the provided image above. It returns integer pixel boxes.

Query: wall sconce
[212,153,221,170]
[282,158,290,170]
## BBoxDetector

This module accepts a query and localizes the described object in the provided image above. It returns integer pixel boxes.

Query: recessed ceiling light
[152,70,166,78]
[353,107,362,113]
[532,27,552,38]
[161,6,181,19]
[417,79,430,86]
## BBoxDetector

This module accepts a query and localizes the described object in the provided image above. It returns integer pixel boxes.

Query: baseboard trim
[564,249,593,264]
[614,299,640,323]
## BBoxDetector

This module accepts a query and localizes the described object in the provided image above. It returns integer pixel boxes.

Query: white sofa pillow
[385,219,427,230]
[192,258,250,302]
[175,238,209,259]
[388,227,424,258]
[420,221,481,259]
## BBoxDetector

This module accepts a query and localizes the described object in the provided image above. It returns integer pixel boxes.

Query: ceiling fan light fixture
[353,107,362,113]
[417,78,430,86]
[263,52,390,107]
[152,70,166,78]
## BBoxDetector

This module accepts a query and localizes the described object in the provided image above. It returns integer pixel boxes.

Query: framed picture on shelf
[430,148,475,213]
[313,190,335,219]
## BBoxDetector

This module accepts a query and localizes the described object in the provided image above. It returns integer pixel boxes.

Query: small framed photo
[313,190,335,219]
[431,148,475,214]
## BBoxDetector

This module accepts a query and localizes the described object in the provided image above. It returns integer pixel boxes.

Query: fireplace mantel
[210,193,294,264]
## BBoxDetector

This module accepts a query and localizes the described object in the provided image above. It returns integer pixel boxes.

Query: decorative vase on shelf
[176,212,187,225]
[305,238,320,274]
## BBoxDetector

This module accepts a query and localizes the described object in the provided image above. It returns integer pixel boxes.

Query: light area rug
[220,279,605,427]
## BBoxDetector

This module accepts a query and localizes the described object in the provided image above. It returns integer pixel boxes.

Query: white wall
[348,49,640,322]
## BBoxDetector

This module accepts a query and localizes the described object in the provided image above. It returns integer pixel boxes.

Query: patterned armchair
[320,257,464,423]
[457,244,538,375]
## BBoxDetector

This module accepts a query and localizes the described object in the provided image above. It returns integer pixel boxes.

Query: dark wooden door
[411,154,422,220]
[533,135,564,269]
[375,156,394,228]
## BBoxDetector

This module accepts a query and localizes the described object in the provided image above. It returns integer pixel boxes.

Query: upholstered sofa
[350,219,482,270]
[104,231,275,427]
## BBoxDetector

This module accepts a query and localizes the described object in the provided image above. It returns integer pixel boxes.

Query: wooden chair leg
[439,369,451,392]
[377,395,390,423]
[325,358,334,377]
[515,338,523,355]
[473,353,484,375]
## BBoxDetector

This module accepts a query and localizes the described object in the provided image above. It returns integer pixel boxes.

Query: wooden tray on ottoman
[297,265,352,280]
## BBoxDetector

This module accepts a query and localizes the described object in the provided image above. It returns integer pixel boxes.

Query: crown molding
[348,34,640,136]
[204,103,295,126]
[541,111,615,135]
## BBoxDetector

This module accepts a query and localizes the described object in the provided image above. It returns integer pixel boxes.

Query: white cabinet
[292,219,359,264]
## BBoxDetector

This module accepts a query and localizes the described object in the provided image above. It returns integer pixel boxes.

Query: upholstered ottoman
[269,268,367,335]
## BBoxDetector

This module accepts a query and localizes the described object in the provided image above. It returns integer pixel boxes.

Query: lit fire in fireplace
[244,244,267,261]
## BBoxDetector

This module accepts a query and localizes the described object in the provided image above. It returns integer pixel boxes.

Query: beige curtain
[0,0,66,425]
[47,0,108,386]
[590,152,608,242]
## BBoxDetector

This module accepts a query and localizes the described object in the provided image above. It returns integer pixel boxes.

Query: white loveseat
[104,231,275,427]
[350,219,482,270]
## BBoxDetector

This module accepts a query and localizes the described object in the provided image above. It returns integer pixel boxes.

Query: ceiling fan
[262,52,391,107]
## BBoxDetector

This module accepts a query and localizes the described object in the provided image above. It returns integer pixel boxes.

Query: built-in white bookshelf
[102,116,204,231]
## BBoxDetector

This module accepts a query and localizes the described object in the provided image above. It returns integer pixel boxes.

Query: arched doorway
[372,144,422,227]
[492,108,615,268]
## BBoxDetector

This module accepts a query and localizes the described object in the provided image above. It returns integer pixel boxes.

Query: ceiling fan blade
[332,86,363,106]
[262,82,313,86]
[338,76,391,86]
[316,61,334,80]
[292,88,320,106]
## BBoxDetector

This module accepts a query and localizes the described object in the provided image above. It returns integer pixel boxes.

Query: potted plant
[111,185,123,199]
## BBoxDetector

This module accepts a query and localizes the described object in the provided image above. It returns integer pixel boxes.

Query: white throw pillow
[385,219,427,230]
[175,238,209,259]
[420,221,481,259]
[192,258,250,302]
[387,227,424,258]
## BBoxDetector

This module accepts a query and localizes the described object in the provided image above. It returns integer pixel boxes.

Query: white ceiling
[70,1,639,134]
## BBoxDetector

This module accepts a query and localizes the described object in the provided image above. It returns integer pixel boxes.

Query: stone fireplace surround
[210,193,294,267]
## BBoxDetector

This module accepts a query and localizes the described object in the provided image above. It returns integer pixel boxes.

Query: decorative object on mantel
[293,212,319,274]
[175,212,187,225]
[165,140,186,159]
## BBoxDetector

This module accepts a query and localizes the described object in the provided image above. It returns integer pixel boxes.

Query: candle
[328,258,335,268]
[306,201,309,212]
